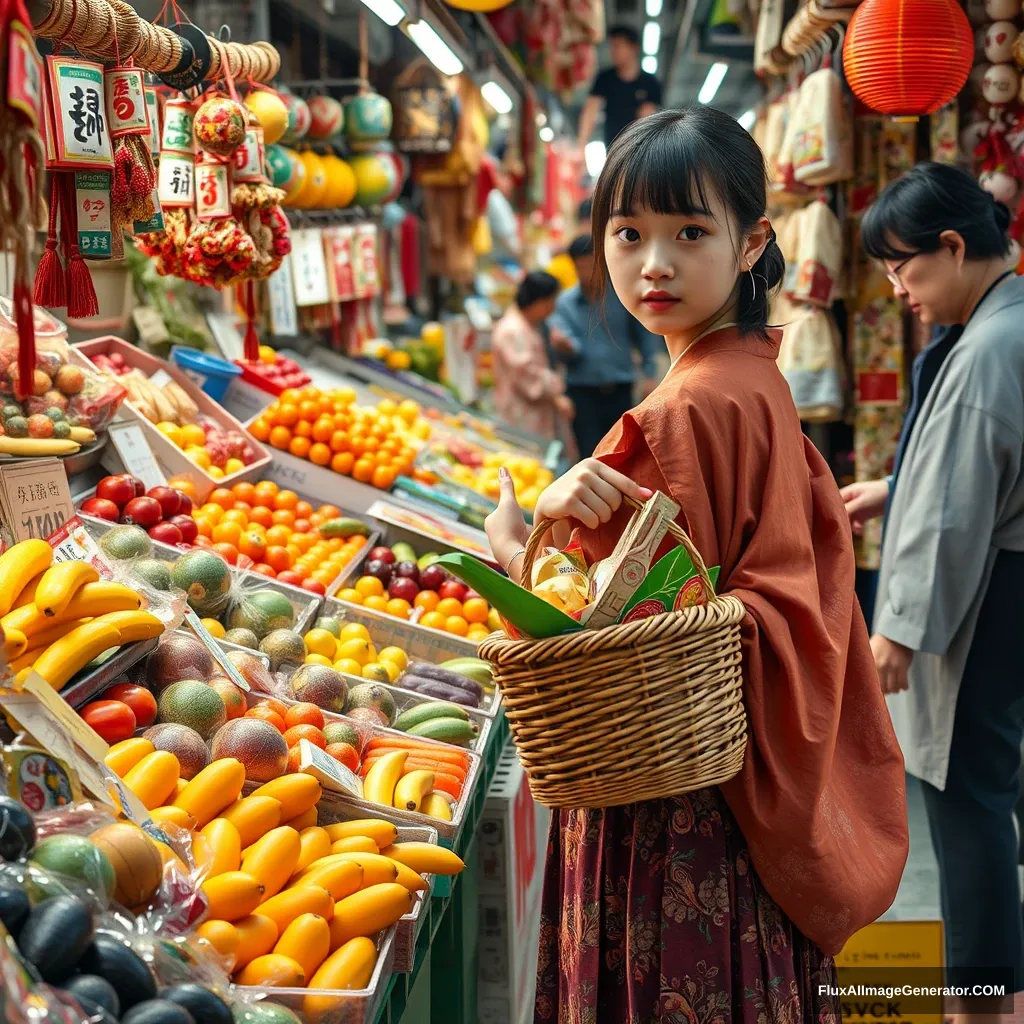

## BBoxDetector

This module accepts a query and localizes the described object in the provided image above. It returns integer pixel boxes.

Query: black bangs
[860,185,922,262]
[602,115,718,222]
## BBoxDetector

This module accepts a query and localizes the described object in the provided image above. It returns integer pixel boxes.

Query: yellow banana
[149,806,196,831]
[293,827,332,876]
[323,819,398,848]
[2,627,26,659]
[69,426,96,444]
[330,836,377,856]
[93,609,163,644]
[0,540,52,617]
[250,774,322,821]
[421,793,453,822]
[13,570,45,609]
[379,842,465,876]
[0,437,79,456]
[288,858,363,900]
[32,618,123,689]
[361,750,407,807]
[324,852,398,888]
[2,581,141,639]
[219,795,283,848]
[393,770,433,813]
[34,561,100,617]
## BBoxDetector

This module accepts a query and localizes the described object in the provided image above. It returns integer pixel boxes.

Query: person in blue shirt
[548,233,663,458]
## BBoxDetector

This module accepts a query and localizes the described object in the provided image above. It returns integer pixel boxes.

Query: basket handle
[520,494,718,604]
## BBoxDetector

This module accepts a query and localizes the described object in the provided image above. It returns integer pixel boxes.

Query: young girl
[485,106,910,1023]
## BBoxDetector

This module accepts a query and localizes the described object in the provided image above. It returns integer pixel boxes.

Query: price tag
[104,67,149,137]
[0,459,75,547]
[299,739,362,796]
[268,255,299,336]
[46,56,113,169]
[195,161,231,221]
[49,514,109,570]
[290,228,331,307]
[184,609,250,692]
[107,420,166,490]
[161,97,194,154]
[325,226,356,303]
[75,170,112,259]
[158,152,194,208]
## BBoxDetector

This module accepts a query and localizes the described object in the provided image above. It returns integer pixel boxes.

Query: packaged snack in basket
[618,546,721,623]
[530,542,590,614]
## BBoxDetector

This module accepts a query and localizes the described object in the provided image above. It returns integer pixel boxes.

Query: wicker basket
[478,496,748,809]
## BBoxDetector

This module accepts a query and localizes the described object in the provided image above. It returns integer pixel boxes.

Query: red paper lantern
[843,0,974,115]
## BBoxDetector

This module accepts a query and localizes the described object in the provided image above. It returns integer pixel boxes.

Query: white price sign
[290,228,331,307]
[269,254,299,336]
[107,420,166,490]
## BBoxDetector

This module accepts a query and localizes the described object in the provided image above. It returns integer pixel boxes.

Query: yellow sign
[836,920,944,1024]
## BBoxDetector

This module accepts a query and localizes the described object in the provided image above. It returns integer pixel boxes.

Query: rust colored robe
[585,326,909,955]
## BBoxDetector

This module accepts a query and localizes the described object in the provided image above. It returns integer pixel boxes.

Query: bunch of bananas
[0,540,163,687]
[361,746,468,822]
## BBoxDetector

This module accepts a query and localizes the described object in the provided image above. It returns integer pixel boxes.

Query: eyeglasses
[884,253,919,288]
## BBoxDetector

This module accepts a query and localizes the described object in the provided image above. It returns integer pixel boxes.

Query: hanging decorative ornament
[306,95,344,139]
[279,93,311,144]
[193,95,247,159]
[985,21,1019,62]
[320,153,357,207]
[264,143,294,189]
[984,0,1017,19]
[983,62,1019,110]
[244,90,289,145]
[843,0,973,115]
[345,92,393,151]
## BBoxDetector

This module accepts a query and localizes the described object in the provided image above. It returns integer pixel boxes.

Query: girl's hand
[484,468,531,573]
[534,458,652,531]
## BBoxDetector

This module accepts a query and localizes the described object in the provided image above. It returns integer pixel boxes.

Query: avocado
[122,1000,196,1024]
[160,983,233,1024]
[79,933,157,1010]
[0,796,35,860]
[30,832,116,900]
[0,883,30,939]
[64,973,121,1019]
[232,1002,303,1024]
[17,895,94,983]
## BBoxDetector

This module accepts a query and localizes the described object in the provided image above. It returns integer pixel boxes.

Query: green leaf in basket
[432,553,583,640]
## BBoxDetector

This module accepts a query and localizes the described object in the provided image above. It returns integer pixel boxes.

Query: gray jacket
[877,274,1024,790]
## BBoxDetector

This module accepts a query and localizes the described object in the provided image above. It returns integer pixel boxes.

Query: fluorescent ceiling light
[584,141,606,177]
[737,108,755,131]
[407,20,463,75]
[481,80,513,114]
[642,55,658,74]
[642,21,661,55]
[360,0,405,26]
[539,126,554,142]
[698,61,728,104]
[646,0,663,16]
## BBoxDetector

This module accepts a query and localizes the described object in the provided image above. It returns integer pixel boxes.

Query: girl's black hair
[590,106,784,338]
[861,161,1011,262]
[515,271,560,310]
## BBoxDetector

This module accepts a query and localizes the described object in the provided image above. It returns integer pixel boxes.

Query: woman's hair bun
[993,198,1012,235]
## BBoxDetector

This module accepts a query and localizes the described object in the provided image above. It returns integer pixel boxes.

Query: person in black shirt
[577,25,662,150]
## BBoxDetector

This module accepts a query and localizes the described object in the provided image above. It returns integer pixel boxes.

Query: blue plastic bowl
[171,347,242,402]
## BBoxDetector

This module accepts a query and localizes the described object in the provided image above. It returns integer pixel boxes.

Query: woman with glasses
[841,161,1024,1012]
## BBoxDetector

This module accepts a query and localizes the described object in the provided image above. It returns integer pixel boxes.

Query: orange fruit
[294,421,313,439]
[331,452,354,476]
[274,403,300,427]
[232,481,256,504]
[337,588,363,604]
[352,459,374,483]
[299,400,320,422]
[419,611,446,630]
[313,569,336,587]
[274,490,298,511]
[312,418,334,444]
[284,703,325,730]
[325,742,360,772]
[371,465,396,490]
[212,521,243,547]
[213,542,239,566]
[248,506,274,528]
[265,524,292,547]
[294,534,316,552]
[209,487,235,510]
[325,538,342,552]
[249,418,271,442]
[386,598,412,619]
[234,501,253,518]
[318,504,341,519]
[269,425,291,450]
[254,481,279,502]
[286,745,303,773]
[330,431,349,453]
[414,590,440,612]
[169,476,199,500]
[252,563,277,578]
[309,443,331,467]
[445,615,470,637]
[294,500,313,520]
[363,595,389,612]
[256,696,289,718]
[463,598,490,624]
[266,546,292,573]
[271,509,295,527]
[286,543,302,562]
[289,436,311,459]
[354,576,384,598]
[239,530,268,561]
[437,597,464,619]
[246,707,286,732]
[221,509,249,527]
[280,389,303,405]
[292,519,311,534]
[194,516,214,539]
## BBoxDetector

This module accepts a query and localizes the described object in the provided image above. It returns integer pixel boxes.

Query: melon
[346,682,396,725]
[232,1002,303,1024]
[30,834,116,900]
[171,550,233,617]
[211,719,287,783]
[228,589,295,640]
[99,525,153,561]
[157,681,226,740]
[245,91,289,145]
[223,627,259,650]
[145,633,216,692]
[143,723,210,779]
[288,664,347,713]
[131,559,172,591]
[210,678,247,721]
[322,721,360,747]
[345,705,389,729]
[227,649,275,691]
[259,630,306,672]
[89,823,163,908]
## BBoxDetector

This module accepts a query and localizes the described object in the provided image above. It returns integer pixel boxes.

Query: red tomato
[301,578,326,596]
[252,563,277,578]
[80,700,136,743]
[276,571,304,587]
[101,683,157,728]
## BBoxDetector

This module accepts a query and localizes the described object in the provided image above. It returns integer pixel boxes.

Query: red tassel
[33,177,66,309]
[13,281,35,402]
[243,281,259,361]
[62,175,98,319]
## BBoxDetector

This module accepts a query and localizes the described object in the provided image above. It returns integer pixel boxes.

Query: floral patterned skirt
[534,787,841,1024]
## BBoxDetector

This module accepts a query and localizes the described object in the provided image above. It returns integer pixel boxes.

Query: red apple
[419,564,448,591]
[95,475,136,507]
[81,496,120,522]
[131,477,145,497]
[147,485,182,519]
[393,561,420,585]
[388,576,420,603]
[368,546,395,564]
[169,514,198,544]
[438,579,468,602]
[364,559,393,586]
[148,521,183,545]
[121,495,162,528]
[277,571,304,587]
[176,492,193,517]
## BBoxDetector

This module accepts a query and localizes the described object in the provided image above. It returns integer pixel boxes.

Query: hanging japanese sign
[290,228,331,306]
[74,172,112,259]
[232,128,265,183]
[160,98,194,154]
[104,68,150,137]
[45,57,113,169]
[158,152,194,207]
[195,161,231,220]
[324,226,356,302]
[145,86,161,158]
[7,21,43,127]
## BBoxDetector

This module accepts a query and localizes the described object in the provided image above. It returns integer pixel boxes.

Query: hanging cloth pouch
[792,68,853,185]
[792,199,842,306]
